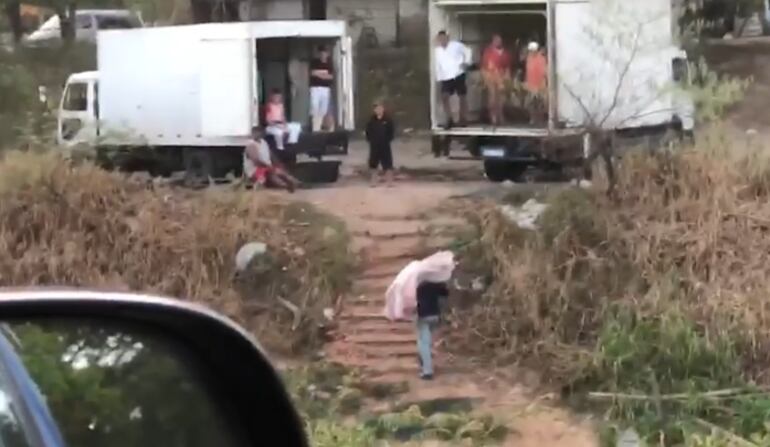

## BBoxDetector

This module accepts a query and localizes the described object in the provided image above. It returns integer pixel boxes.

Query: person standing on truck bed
[265,89,302,151]
[481,34,512,126]
[525,41,548,125]
[310,45,334,132]
[435,30,470,129]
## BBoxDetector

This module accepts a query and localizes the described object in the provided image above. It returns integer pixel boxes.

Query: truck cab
[57,71,99,148]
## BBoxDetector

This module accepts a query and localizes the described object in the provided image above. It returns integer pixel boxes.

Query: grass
[284,362,507,446]
[0,150,353,355]
[443,126,770,444]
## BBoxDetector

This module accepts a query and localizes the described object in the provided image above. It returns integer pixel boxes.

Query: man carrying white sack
[384,251,455,380]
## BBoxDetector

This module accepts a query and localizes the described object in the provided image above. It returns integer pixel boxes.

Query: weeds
[0,151,353,354]
[285,362,507,446]
[446,126,770,444]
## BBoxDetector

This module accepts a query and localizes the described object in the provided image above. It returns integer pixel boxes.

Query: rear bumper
[276,131,350,157]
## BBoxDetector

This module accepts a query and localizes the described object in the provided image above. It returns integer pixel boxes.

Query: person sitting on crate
[264,89,303,151]
[244,126,300,193]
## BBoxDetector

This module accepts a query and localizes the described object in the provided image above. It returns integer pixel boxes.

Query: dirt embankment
[0,151,353,355]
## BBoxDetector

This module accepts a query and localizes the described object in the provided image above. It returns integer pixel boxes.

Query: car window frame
[0,329,66,447]
[7,318,254,447]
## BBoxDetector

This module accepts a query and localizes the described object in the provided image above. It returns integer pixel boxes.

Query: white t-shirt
[434,41,470,82]
[243,138,272,178]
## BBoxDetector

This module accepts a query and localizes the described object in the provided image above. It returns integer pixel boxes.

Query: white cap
[527,41,540,52]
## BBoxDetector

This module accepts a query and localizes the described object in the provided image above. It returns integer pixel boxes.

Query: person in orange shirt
[525,41,548,124]
[481,34,512,126]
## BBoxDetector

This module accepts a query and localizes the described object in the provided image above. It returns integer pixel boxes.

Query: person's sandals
[420,373,434,381]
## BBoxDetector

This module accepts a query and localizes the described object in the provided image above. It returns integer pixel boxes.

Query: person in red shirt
[481,34,512,126]
[525,41,548,124]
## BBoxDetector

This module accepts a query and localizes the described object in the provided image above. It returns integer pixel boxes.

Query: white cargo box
[96,20,354,147]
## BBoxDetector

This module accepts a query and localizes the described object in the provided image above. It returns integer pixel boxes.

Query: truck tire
[484,160,527,183]
[484,160,507,182]
[183,148,213,187]
[431,135,448,157]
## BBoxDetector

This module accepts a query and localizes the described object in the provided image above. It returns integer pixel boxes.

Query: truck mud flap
[287,161,341,184]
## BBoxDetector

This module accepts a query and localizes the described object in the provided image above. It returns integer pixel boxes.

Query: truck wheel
[483,160,508,182]
[183,148,213,187]
[484,160,527,183]
[431,135,448,157]
[465,138,481,158]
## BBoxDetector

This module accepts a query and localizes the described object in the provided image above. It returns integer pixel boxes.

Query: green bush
[0,43,96,149]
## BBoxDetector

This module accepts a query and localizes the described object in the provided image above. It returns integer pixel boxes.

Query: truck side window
[672,57,688,85]
[63,83,88,112]
[93,83,100,119]
[96,16,136,30]
[76,14,93,30]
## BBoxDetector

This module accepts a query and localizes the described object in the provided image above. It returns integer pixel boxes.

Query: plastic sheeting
[383,251,456,321]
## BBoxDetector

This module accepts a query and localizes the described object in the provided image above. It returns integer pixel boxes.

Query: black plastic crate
[287,161,341,184]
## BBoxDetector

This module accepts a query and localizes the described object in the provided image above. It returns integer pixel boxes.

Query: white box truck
[57,20,355,183]
[429,0,694,181]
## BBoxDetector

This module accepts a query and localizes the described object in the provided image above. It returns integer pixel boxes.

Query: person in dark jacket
[365,101,395,186]
[415,280,449,380]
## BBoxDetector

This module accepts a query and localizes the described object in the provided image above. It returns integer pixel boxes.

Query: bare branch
[599,22,644,127]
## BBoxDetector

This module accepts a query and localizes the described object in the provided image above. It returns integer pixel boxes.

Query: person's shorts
[368,145,393,171]
[251,166,274,185]
[440,73,467,96]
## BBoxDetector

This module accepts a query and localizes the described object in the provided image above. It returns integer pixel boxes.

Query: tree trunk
[3,0,22,43]
[58,2,77,43]
[189,0,212,23]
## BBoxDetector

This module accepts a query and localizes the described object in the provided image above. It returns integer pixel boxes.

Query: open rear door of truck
[553,0,674,130]
[338,35,355,130]
[199,38,254,137]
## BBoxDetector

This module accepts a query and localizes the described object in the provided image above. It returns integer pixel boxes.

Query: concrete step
[348,219,425,238]
[327,342,420,359]
[352,277,392,294]
[340,320,415,333]
[346,294,384,305]
[359,258,409,280]
[342,333,415,345]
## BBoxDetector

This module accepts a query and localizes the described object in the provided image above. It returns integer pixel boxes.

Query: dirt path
[294,178,598,446]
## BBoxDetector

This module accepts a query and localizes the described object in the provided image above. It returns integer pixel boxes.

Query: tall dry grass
[449,126,770,385]
[0,151,353,354]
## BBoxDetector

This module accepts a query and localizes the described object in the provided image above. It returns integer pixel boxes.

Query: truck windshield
[96,15,141,30]
[63,83,88,111]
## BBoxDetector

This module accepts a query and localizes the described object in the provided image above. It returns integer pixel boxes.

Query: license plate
[482,147,505,158]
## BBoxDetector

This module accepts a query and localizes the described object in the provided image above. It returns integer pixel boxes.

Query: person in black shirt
[365,101,395,186]
[415,281,449,380]
[309,45,334,131]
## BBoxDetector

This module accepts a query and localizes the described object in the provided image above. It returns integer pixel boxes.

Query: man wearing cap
[434,30,471,129]
[525,41,548,124]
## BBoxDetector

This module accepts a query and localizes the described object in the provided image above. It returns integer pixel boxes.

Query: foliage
[447,127,770,444]
[10,320,239,447]
[686,57,751,123]
[0,43,95,150]
[0,151,353,355]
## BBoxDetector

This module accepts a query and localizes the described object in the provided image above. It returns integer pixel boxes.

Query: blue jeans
[416,315,439,376]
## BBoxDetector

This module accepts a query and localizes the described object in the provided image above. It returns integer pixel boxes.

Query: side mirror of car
[0,289,308,447]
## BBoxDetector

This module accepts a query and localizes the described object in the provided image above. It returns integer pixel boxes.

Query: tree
[8,320,239,447]
[1,0,23,44]
[555,0,696,196]
[189,0,239,23]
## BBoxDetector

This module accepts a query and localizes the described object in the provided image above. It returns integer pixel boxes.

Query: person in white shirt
[434,30,470,128]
